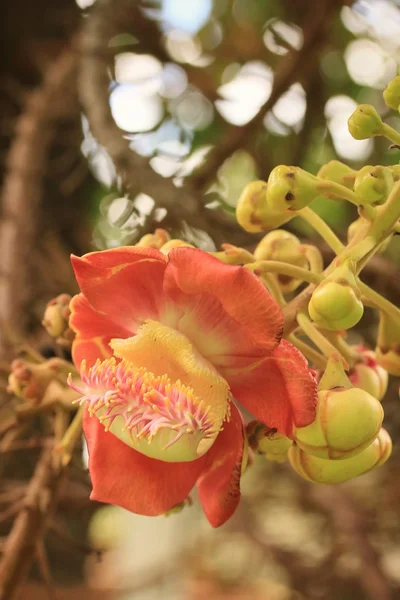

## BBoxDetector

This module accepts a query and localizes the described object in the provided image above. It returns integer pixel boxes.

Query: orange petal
[197,402,245,527]
[70,294,132,367]
[71,247,167,331]
[163,248,284,366]
[227,340,318,438]
[83,409,207,516]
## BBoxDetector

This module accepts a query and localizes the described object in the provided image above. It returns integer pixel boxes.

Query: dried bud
[254,230,309,293]
[160,239,195,254]
[294,386,383,460]
[7,358,65,403]
[236,180,292,232]
[308,263,363,330]
[348,105,384,140]
[383,75,400,111]
[376,312,400,376]
[317,160,356,188]
[42,294,71,338]
[354,166,393,205]
[289,428,392,484]
[266,166,320,212]
[135,228,170,249]
[247,421,292,463]
[349,348,388,401]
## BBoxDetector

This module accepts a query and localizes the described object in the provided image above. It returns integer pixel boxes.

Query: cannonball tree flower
[69,246,317,527]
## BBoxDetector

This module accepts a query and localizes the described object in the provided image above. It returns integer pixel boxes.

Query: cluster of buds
[235,72,400,486]
[7,356,76,408]
[289,354,391,483]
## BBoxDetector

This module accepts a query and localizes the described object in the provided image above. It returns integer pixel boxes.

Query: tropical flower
[69,246,317,526]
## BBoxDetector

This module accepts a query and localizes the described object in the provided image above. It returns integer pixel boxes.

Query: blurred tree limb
[79,0,343,245]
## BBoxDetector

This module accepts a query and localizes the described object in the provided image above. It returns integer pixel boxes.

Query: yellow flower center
[71,321,230,462]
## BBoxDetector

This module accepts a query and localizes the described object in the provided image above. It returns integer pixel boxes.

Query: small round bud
[295,387,383,460]
[354,166,393,205]
[42,294,71,338]
[288,428,392,484]
[383,76,400,111]
[135,228,170,249]
[7,358,63,403]
[236,180,291,232]
[349,348,388,401]
[266,166,320,212]
[348,104,383,140]
[160,239,194,254]
[247,421,292,463]
[317,160,356,189]
[308,273,364,331]
[254,230,309,292]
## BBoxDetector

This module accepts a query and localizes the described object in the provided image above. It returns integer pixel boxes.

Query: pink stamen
[68,358,216,449]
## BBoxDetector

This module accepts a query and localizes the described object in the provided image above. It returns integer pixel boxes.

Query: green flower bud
[254,230,309,293]
[389,164,400,181]
[383,76,400,111]
[376,312,400,376]
[349,348,388,401]
[247,421,292,463]
[294,386,383,460]
[160,239,195,254]
[308,263,363,330]
[236,180,292,232]
[317,160,356,189]
[288,428,392,484]
[213,243,255,266]
[348,104,383,140]
[266,166,320,212]
[354,166,394,205]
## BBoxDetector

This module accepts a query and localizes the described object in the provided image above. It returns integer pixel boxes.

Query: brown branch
[190,0,342,190]
[79,0,226,243]
[0,46,78,359]
[0,446,65,600]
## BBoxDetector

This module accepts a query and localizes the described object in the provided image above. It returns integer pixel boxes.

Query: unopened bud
[348,104,383,140]
[294,386,383,460]
[42,294,71,338]
[349,348,388,401]
[247,421,292,463]
[383,76,400,111]
[236,180,291,232]
[354,166,393,205]
[308,263,363,330]
[288,428,392,484]
[376,312,400,376]
[317,160,356,189]
[160,239,195,254]
[347,217,391,253]
[266,166,320,212]
[135,228,170,249]
[254,230,309,292]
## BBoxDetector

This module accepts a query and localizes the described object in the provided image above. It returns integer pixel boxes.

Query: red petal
[227,340,318,438]
[197,402,245,527]
[163,248,284,367]
[83,410,207,516]
[70,294,132,367]
[71,247,167,331]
